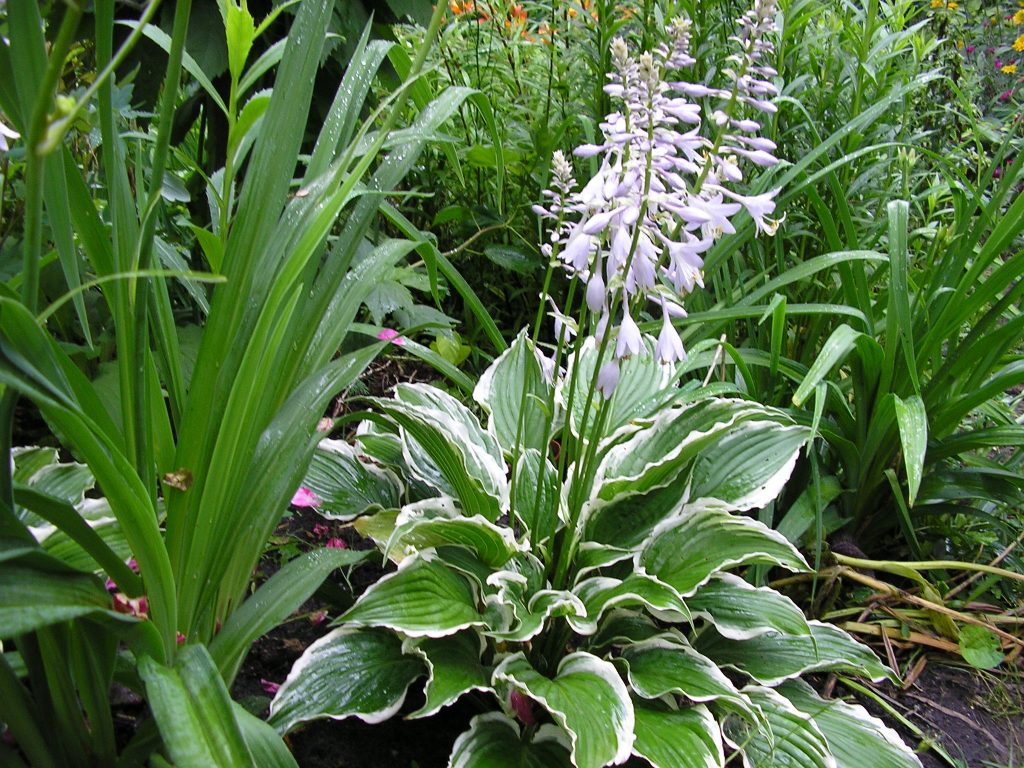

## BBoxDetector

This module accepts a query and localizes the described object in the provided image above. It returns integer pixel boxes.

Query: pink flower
[309,610,328,625]
[176,632,186,646]
[260,679,281,695]
[966,45,975,53]
[994,166,1003,178]
[999,90,1013,102]
[377,328,405,346]
[326,537,347,549]
[312,522,330,538]
[996,59,1004,69]
[291,487,320,508]
[510,690,535,725]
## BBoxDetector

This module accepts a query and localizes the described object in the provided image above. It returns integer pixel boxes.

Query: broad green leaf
[594,399,771,503]
[621,636,757,720]
[493,652,634,768]
[352,508,400,552]
[687,421,809,510]
[303,439,402,521]
[958,625,1003,670]
[404,632,493,718]
[775,475,844,545]
[569,575,690,635]
[695,621,895,686]
[139,646,253,768]
[482,245,540,274]
[269,627,424,733]
[584,481,688,550]
[632,701,724,768]
[341,553,484,637]
[513,449,561,548]
[387,498,521,568]
[449,713,571,768]
[589,610,663,650]
[892,395,927,506]
[638,506,808,597]
[233,704,299,768]
[777,680,921,768]
[485,564,585,643]
[684,574,810,640]
[210,547,370,682]
[473,330,552,455]
[730,686,835,768]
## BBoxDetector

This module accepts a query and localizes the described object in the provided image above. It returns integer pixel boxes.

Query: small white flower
[615,305,643,358]
[0,118,20,153]
[655,303,687,365]
[597,360,621,398]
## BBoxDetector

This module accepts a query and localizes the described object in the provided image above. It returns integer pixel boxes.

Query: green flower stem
[832,552,1024,586]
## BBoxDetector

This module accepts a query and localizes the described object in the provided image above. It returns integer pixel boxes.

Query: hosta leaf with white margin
[632,700,724,768]
[777,680,921,768]
[513,448,562,549]
[473,329,554,455]
[637,505,808,598]
[301,439,402,521]
[483,555,585,642]
[13,446,101,539]
[687,419,810,510]
[341,551,485,637]
[449,713,572,768]
[563,336,676,439]
[355,419,404,466]
[403,631,493,718]
[493,652,634,768]
[694,621,896,686]
[589,609,664,651]
[583,480,689,551]
[268,627,425,733]
[370,383,507,520]
[573,542,636,580]
[567,574,690,635]
[684,573,810,640]
[728,686,835,768]
[592,399,775,504]
[620,635,759,723]
[386,497,522,568]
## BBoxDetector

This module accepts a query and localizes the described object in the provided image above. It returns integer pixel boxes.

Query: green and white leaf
[493,652,634,768]
[892,395,927,506]
[684,573,810,640]
[449,713,572,768]
[621,636,758,722]
[729,686,836,768]
[568,574,690,635]
[687,420,809,511]
[485,566,585,642]
[269,627,425,733]
[303,439,402,521]
[387,498,522,568]
[632,701,724,768]
[638,505,808,597]
[513,449,562,549]
[695,621,896,686]
[342,552,484,637]
[777,680,921,768]
[583,480,689,550]
[474,329,554,454]
[404,631,493,718]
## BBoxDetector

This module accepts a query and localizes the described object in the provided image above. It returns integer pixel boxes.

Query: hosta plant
[268,6,922,765]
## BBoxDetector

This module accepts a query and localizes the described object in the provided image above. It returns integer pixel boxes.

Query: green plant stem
[832,553,1024,585]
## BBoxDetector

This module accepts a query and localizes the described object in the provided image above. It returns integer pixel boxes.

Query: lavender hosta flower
[596,360,621,399]
[615,305,643,358]
[655,303,687,365]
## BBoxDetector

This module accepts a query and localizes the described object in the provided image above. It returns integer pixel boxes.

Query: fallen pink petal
[326,537,347,549]
[291,486,320,507]
[377,328,406,345]
[260,679,281,695]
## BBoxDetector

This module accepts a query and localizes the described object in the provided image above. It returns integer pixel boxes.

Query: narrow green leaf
[892,395,927,506]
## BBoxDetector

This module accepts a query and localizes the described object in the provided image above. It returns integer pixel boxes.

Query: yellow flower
[930,0,942,7]
[1003,63,1018,74]
[1014,9,1024,23]
[1015,34,1024,51]
[947,1,958,9]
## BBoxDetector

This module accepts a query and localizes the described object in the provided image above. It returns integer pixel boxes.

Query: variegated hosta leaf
[484,562,584,642]
[341,552,485,637]
[568,574,690,635]
[449,713,572,768]
[352,508,399,553]
[687,419,810,511]
[512,449,562,549]
[386,498,522,568]
[632,700,724,768]
[564,336,677,439]
[371,383,508,520]
[573,542,635,580]
[729,686,836,768]
[593,399,772,504]
[583,479,689,551]
[638,506,808,598]
[13,446,103,541]
[404,632,493,719]
[589,609,663,651]
[493,652,635,768]
[777,681,921,768]
[620,636,758,722]
[303,439,401,521]
[473,329,555,455]
[685,573,810,640]
[695,621,896,686]
[268,627,424,733]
